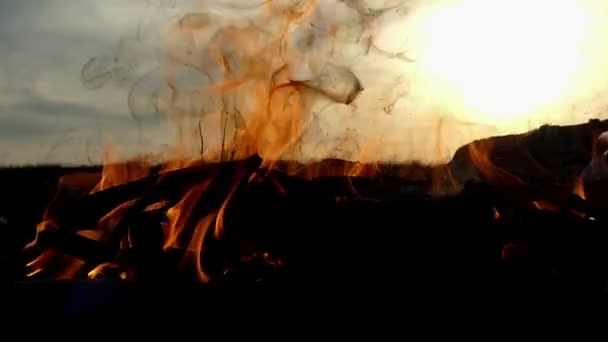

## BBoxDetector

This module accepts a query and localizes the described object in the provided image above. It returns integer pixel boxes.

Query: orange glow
[91,145,152,193]
[76,0,608,165]
[180,212,217,283]
[163,178,214,250]
[30,0,608,283]
[574,175,586,200]
[531,200,559,212]
[492,207,500,220]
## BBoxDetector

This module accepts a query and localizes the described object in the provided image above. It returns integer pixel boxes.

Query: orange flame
[574,174,586,200]
[180,211,217,283]
[163,178,215,250]
[31,0,605,283]
[91,145,152,193]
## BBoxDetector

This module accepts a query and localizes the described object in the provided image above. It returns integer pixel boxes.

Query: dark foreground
[3,120,608,326]
[3,167,608,322]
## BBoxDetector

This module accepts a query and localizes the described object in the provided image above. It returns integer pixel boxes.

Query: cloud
[0,0,161,164]
[3,0,608,165]
[0,114,50,138]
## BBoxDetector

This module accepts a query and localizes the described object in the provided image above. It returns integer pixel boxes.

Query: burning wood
[0,120,605,325]
[12,120,607,293]
[7,1,608,319]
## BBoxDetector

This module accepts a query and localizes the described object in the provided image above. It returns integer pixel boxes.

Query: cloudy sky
[0,0,169,165]
[3,0,608,165]
[0,0,430,165]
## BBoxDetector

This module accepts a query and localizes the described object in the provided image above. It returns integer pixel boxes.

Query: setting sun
[407,0,592,125]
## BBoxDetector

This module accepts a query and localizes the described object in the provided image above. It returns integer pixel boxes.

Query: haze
[2,0,608,165]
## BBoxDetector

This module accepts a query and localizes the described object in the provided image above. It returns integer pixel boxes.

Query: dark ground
[3,120,608,325]
[0,165,101,283]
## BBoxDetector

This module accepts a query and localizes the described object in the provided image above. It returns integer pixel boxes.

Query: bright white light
[407,0,591,125]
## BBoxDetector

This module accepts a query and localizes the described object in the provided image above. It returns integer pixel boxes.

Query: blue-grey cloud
[0,114,50,138]
[0,0,160,164]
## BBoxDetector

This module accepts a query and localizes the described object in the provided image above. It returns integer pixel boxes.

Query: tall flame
[81,0,608,165]
[31,0,608,281]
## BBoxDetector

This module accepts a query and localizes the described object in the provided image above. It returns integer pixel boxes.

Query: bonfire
[5,0,608,320]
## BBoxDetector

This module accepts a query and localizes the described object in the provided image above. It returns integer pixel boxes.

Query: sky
[0,0,424,165]
[0,0,168,165]
[2,0,608,165]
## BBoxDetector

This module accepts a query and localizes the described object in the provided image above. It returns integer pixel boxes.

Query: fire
[574,175,586,200]
[163,179,213,250]
[77,0,608,164]
[91,145,152,193]
[25,0,608,283]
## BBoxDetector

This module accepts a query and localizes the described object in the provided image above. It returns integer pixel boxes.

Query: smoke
[81,0,608,164]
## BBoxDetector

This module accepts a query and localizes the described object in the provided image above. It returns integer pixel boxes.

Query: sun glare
[409,0,591,125]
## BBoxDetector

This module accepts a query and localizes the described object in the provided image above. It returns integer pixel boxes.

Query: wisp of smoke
[81,0,608,164]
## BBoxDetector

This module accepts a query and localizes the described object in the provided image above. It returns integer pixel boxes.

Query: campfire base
[6,120,608,326]
[15,175,608,305]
